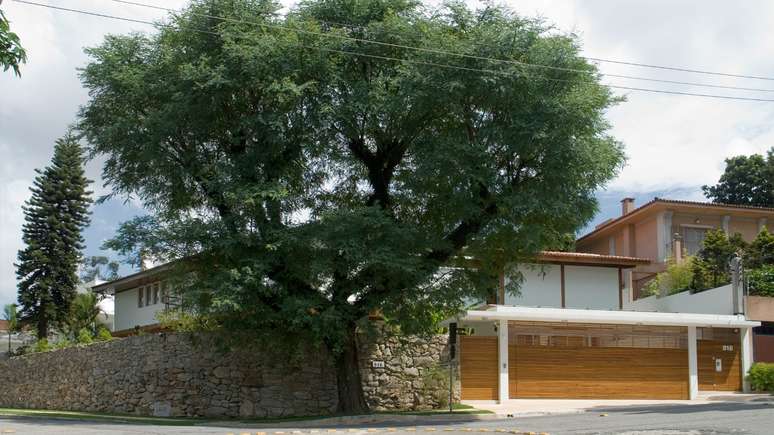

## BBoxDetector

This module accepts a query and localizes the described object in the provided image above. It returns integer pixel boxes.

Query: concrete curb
[203,413,502,429]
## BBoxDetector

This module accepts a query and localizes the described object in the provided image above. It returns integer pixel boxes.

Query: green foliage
[419,363,451,410]
[76,328,94,345]
[747,363,774,392]
[692,229,739,290]
[78,0,624,411]
[2,303,18,354]
[745,228,774,270]
[748,265,774,297]
[15,133,93,339]
[641,256,697,297]
[60,292,105,340]
[156,309,219,333]
[0,9,26,77]
[96,326,113,341]
[53,338,72,350]
[703,148,774,207]
[2,304,17,331]
[33,339,51,353]
[80,256,120,283]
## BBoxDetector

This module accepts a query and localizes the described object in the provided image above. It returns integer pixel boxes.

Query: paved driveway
[0,402,772,435]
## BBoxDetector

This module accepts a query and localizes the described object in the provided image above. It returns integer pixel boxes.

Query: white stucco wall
[504,264,622,310]
[626,284,734,315]
[505,264,563,308]
[114,288,166,332]
[564,265,620,310]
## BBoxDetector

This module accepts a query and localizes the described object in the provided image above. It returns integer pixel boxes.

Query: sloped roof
[578,197,774,244]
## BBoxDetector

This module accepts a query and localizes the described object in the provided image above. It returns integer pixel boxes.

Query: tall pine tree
[16,133,92,338]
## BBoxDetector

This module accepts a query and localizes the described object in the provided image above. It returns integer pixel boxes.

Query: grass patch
[0,403,491,426]
[0,408,204,426]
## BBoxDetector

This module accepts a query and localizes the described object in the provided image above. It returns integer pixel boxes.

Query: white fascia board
[462,306,760,328]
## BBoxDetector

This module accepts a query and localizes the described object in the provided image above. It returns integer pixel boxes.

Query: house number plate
[372,361,385,368]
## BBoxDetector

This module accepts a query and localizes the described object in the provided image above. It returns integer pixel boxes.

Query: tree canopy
[16,134,92,338]
[79,0,625,411]
[702,148,774,207]
[0,7,26,76]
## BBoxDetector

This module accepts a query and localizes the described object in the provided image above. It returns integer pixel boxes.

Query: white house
[92,250,760,402]
[91,264,171,335]
[454,251,759,402]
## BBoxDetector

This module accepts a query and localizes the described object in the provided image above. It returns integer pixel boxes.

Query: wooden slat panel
[698,329,742,391]
[460,336,498,400]
[509,345,689,399]
[507,322,689,400]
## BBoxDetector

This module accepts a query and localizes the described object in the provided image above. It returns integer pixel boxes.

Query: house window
[683,227,709,256]
[153,283,159,304]
[138,287,143,307]
[146,286,152,307]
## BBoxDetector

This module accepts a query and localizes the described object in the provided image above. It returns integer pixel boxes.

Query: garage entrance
[507,322,690,399]
[459,335,498,400]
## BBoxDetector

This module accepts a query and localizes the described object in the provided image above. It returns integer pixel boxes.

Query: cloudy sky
[1,0,774,307]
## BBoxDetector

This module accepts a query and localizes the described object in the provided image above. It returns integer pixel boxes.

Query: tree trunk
[333,327,369,414]
[37,312,48,340]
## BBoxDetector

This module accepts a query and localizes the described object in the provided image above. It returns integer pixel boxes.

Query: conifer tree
[15,133,92,338]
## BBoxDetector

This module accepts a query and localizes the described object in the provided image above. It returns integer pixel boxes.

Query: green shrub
[53,338,72,350]
[748,265,774,297]
[76,328,94,345]
[641,256,697,297]
[747,363,774,392]
[96,326,113,341]
[420,364,452,409]
[33,339,51,353]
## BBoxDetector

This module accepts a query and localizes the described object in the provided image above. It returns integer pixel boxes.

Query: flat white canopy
[460,305,760,328]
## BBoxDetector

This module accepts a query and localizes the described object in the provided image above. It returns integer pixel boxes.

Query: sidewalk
[464,392,774,418]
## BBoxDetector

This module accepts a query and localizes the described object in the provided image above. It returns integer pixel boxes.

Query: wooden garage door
[460,336,498,400]
[698,328,742,391]
[508,322,690,400]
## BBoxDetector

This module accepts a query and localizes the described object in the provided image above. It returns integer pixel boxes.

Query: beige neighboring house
[576,197,774,362]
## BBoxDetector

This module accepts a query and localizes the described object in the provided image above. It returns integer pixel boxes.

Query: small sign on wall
[722,345,734,352]
[372,361,385,368]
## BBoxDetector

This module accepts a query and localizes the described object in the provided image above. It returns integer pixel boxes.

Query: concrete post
[498,319,509,403]
[741,327,754,393]
[688,326,699,400]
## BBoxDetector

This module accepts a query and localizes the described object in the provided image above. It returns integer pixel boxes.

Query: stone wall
[0,331,456,417]
[0,333,338,418]
[358,331,459,411]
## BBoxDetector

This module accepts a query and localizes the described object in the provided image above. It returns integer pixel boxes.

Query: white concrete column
[741,327,754,393]
[722,215,731,234]
[688,326,698,400]
[497,319,509,403]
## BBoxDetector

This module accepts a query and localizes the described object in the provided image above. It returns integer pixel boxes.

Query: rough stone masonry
[0,330,458,418]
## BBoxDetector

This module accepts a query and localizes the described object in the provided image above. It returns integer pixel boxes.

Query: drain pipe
[731,254,744,316]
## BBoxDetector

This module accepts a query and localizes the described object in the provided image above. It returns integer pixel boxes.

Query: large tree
[79,0,624,412]
[702,148,774,207]
[16,134,92,338]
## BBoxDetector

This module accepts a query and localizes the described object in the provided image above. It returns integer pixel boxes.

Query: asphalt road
[0,402,772,435]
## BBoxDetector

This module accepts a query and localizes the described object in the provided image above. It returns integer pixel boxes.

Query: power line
[12,0,774,102]
[102,0,774,93]
[585,57,774,82]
